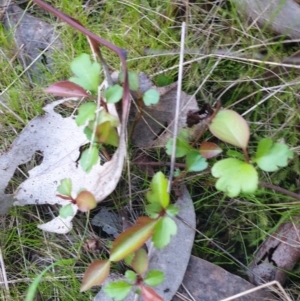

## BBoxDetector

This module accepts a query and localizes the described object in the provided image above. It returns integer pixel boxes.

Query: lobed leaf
[76,102,97,126]
[125,270,137,283]
[104,281,133,301]
[80,146,99,173]
[146,171,170,208]
[185,150,208,172]
[212,158,258,197]
[152,216,177,249]
[57,178,72,196]
[254,138,294,172]
[69,53,101,93]
[145,203,163,219]
[166,204,179,217]
[59,203,74,218]
[144,270,164,287]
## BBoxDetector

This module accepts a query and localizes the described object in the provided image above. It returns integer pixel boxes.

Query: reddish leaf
[199,142,222,159]
[45,81,91,98]
[136,216,155,225]
[110,218,158,262]
[80,260,110,292]
[141,285,163,301]
[75,190,97,212]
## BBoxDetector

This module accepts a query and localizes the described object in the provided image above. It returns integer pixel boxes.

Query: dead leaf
[127,73,200,147]
[249,220,300,285]
[2,4,63,81]
[83,237,103,254]
[0,98,127,234]
[172,255,275,301]
[91,207,122,238]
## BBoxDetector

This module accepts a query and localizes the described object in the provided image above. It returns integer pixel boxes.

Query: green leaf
[83,125,93,141]
[185,150,208,172]
[69,53,101,93]
[124,253,134,266]
[166,137,192,158]
[130,248,148,276]
[96,122,119,147]
[59,204,74,218]
[125,270,137,283]
[76,102,97,126]
[119,71,139,91]
[110,217,158,262]
[105,84,123,103]
[145,203,162,219]
[166,204,179,217]
[209,110,250,150]
[80,260,111,292]
[152,216,177,249]
[146,172,170,208]
[97,109,120,127]
[144,270,164,287]
[57,178,72,196]
[254,138,294,172]
[143,89,160,106]
[104,281,133,301]
[212,158,258,197]
[80,146,99,173]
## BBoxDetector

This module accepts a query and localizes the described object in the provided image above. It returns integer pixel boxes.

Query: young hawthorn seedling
[81,172,178,301]
[104,248,164,301]
[209,110,293,196]
[165,108,294,197]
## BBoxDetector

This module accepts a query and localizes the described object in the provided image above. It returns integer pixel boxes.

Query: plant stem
[134,161,186,168]
[259,182,300,200]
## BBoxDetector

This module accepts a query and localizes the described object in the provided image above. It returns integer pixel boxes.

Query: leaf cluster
[80,172,178,301]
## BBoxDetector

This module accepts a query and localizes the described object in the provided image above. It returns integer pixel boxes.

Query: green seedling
[57,179,97,214]
[104,248,164,301]
[208,110,293,196]
[80,172,177,301]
